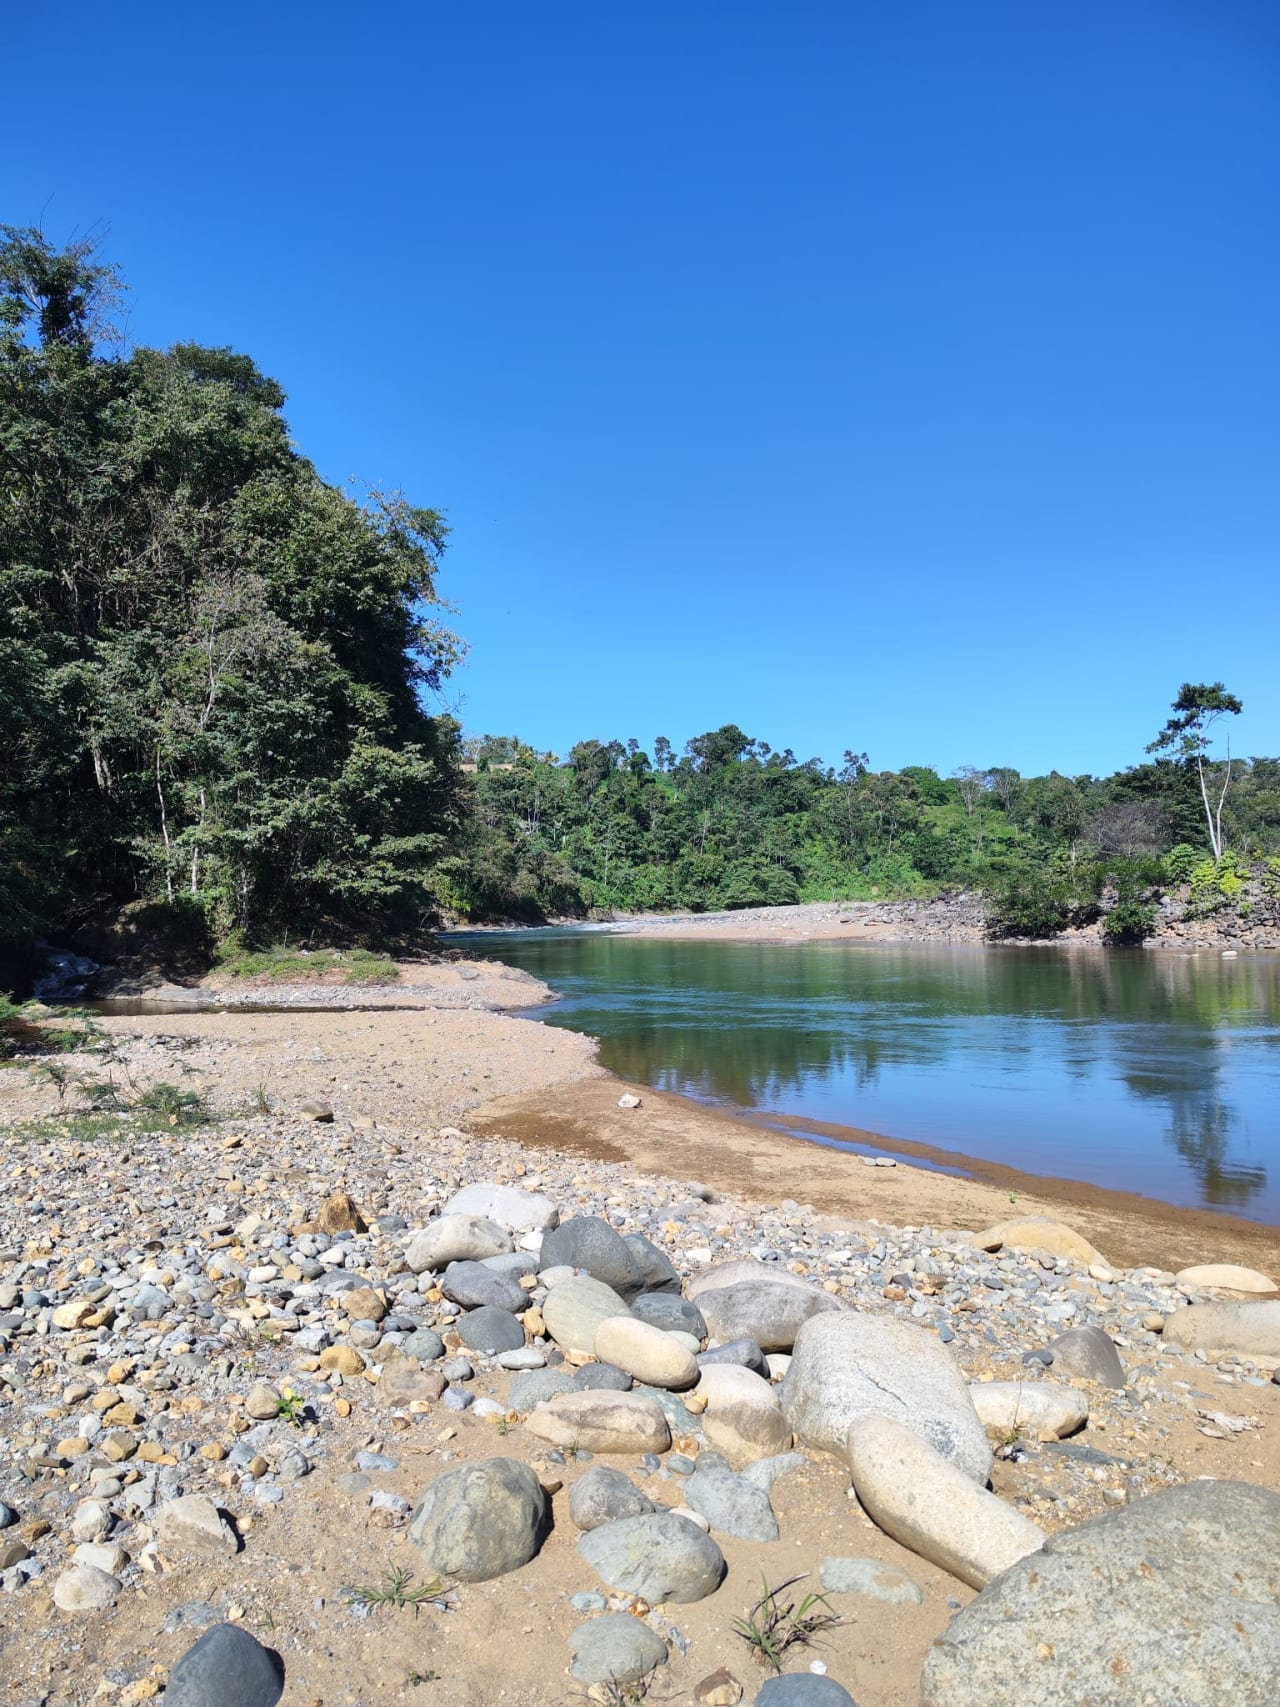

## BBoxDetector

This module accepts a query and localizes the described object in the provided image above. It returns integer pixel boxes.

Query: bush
[985,860,1102,940]
[1163,844,1200,885]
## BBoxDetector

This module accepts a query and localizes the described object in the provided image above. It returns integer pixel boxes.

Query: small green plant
[135,1081,213,1128]
[37,1060,72,1104]
[732,1574,841,1674]
[346,1567,445,1615]
[214,943,401,986]
[250,1078,273,1115]
[406,1671,441,1687]
[274,1390,307,1426]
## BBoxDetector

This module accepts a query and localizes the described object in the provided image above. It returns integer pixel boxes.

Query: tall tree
[1146,682,1243,860]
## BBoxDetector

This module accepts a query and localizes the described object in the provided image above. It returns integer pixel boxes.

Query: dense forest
[3,232,1277,989]
[452,725,1280,939]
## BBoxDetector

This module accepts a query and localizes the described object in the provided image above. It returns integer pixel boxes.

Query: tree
[1146,683,1243,861]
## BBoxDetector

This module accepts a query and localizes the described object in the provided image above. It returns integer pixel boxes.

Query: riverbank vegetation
[3,231,1277,988]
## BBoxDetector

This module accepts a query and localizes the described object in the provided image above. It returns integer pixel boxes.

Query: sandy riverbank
[36,950,1277,1273]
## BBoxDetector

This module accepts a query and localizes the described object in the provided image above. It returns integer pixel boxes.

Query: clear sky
[7,1,1278,776]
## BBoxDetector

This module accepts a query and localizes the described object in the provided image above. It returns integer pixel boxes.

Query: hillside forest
[3,231,1278,989]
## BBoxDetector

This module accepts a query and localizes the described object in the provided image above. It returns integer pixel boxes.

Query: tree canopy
[1,228,464,986]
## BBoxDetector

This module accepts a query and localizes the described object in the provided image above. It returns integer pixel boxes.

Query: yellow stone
[55,1438,88,1458]
[104,1402,139,1427]
[334,1397,352,1417]
[319,1345,366,1376]
[200,1443,227,1462]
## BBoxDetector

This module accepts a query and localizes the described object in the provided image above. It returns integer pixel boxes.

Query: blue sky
[7,1,1277,776]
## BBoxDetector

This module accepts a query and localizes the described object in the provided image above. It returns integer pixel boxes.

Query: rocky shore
[607,892,1280,951]
[1,993,1279,1706]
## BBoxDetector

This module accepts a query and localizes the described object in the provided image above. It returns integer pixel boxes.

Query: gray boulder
[624,1233,683,1294]
[920,1478,1280,1707]
[543,1275,633,1355]
[441,1260,528,1313]
[699,1279,843,1352]
[454,1305,525,1354]
[540,1216,645,1299]
[406,1215,512,1271]
[781,1311,990,1483]
[164,1623,285,1707]
[1162,1299,1280,1362]
[577,1512,726,1603]
[685,1455,779,1542]
[409,1457,549,1582]
[632,1292,707,1339]
[569,1466,657,1530]
[1043,1325,1125,1388]
[568,1612,668,1685]
[443,1183,559,1234]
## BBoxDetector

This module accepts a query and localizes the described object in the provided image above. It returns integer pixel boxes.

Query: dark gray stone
[1042,1326,1126,1388]
[509,1369,578,1411]
[755,1677,856,1706]
[574,1362,633,1392]
[164,1624,284,1707]
[540,1217,645,1300]
[920,1479,1280,1707]
[454,1305,525,1354]
[697,1337,768,1376]
[632,1292,707,1338]
[577,1512,725,1604]
[441,1260,528,1313]
[623,1233,682,1294]
[568,1612,668,1684]
[409,1457,549,1582]
[569,1466,657,1530]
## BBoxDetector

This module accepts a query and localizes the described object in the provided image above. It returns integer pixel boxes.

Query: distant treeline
[451,728,1280,940]
[3,231,1275,989]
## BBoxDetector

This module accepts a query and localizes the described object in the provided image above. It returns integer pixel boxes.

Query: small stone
[755,1678,856,1706]
[53,1562,119,1612]
[319,1345,366,1376]
[244,1384,280,1421]
[617,1093,643,1109]
[318,1191,364,1234]
[299,1099,333,1121]
[568,1611,667,1684]
[155,1495,239,1559]
[1042,1326,1126,1389]
[695,1668,744,1705]
[569,1465,658,1530]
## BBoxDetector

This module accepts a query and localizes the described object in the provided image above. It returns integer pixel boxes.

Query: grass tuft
[732,1574,841,1674]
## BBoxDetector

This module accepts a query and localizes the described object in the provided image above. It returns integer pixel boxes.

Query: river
[449,931,1280,1222]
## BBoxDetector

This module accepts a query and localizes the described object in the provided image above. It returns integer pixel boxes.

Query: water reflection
[451,933,1280,1219]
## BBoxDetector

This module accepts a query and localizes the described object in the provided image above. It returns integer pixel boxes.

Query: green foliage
[732,1574,841,1673]
[134,1081,213,1127]
[1188,851,1248,916]
[985,861,1102,940]
[345,1567,445,1614]
[213,944,401,984]
[1100,860,1159,944]
[1164,844,1201,884]
[0,228,464,987]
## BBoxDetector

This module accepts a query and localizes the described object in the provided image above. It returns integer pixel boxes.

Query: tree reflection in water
[453,931,1278,1217]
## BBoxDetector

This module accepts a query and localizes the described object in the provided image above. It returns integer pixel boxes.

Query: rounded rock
[408,1457,549,1582]
[568,1612,668,1685]
[595,1315,699,1389]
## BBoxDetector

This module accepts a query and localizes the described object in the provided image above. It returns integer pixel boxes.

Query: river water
[449,931,1280,1222]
